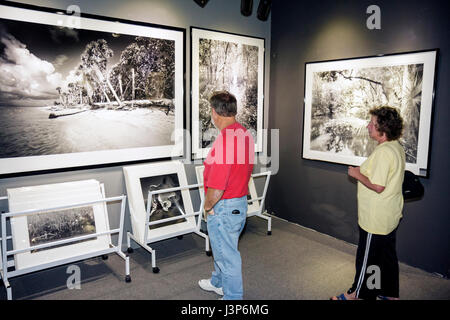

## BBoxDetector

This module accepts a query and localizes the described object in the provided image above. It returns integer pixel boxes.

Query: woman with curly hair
[332,106,405,300]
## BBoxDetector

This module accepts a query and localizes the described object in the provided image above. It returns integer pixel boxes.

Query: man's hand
[204,187,224,218]
[204,207,215,216]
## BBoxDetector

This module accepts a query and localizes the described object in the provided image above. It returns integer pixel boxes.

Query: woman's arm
[348,166,385,193]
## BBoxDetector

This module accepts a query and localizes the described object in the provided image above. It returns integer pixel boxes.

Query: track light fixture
[241,0,253,17]
[257,0,272,21]
[194,0,209,8]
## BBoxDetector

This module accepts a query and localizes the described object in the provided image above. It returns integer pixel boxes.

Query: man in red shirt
[198,91,254,300]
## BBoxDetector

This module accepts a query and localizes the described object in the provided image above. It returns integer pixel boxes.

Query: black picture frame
[190,26,265,159]
[302,49,439,177]
[0,2,186,176]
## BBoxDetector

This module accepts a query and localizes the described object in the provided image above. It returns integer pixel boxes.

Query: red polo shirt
[203,122,254,199]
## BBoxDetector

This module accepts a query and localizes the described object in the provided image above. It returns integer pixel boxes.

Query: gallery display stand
[0,186,130,300]
[126,183,210,273]
[199,171,273,235]
[245,171,273,235]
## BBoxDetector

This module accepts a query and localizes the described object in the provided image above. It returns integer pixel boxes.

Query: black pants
[348,226,399,300]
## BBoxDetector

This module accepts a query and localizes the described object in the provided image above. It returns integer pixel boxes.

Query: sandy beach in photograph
[41,107,175,153]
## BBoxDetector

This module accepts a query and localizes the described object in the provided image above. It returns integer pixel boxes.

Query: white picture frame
[0,3,185,175]
[123,161,196,244]
[194,165,259,215]
[191,27,265,159]
[302,49,438,177]
[7,179,111,270]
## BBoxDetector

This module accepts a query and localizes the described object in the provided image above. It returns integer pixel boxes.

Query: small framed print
[7,179,111,270]
[123,161,196,243]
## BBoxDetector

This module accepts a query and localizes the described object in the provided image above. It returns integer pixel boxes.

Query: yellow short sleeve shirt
[358,140,406,235]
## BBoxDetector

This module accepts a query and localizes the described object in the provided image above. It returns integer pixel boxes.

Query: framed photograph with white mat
[302,49,438,177]
[7,179,111,270]
[123,161,196,244]
[0,2,185,175]
[191,27,265,159]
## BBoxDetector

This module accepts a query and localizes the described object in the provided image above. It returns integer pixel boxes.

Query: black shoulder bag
[402,170,424,200]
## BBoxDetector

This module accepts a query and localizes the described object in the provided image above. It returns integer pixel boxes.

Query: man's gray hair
[209,91,237,117]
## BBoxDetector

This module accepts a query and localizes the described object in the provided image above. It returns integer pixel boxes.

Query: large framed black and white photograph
[123,161,196,244]
[191,27,264,159]
[302,50,438,176]
[0,3,185,175]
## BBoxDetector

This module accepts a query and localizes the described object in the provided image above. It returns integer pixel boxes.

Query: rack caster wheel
[127,247,134,254]
[177,235,183,240]
[152,267,160,273]
[206,250,212,256]
[267,231,272,236]
[125,275,131,283]
[102,255,109,260]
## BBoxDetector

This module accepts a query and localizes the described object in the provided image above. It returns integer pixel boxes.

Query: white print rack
[123,161,210,273]
[0,180,130,300]
[195,166,273,235]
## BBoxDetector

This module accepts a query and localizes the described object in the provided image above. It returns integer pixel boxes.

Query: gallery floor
[1,216,449,300]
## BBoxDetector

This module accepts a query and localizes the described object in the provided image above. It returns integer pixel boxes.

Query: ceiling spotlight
[241,0,253,17]
[257,0,272,21]
[194,0,209,8]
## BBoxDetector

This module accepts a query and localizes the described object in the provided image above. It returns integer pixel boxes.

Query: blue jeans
[207,196,247,300]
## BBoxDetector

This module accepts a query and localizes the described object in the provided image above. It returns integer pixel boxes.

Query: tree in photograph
[79,39,119,105]
[55,86,65,107]
[110,37,175,105]
[199,39,259,133]
[311,64,422,160]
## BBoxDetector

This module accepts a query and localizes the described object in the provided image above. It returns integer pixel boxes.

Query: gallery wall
[0,0,271,245]
[267,0,449,276]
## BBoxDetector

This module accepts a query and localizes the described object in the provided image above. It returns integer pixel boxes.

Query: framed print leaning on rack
[302,49,438,177]
[191,27,265,159]
[0,2,185,175]
[7,179,111,270]
[123,161,196,244]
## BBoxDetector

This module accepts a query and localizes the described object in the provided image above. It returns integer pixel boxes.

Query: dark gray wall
[268,0,449,276]
[0,0,271,247]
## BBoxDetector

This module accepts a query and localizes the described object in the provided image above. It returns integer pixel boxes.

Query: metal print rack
[0,186,130,300]
[245,171,273,235]
[126,182,210,273]
[195,167,273,235]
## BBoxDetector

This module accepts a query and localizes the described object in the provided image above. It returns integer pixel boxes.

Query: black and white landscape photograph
[198,38,259,148]
[140,174,186,229]
[0,6,184,174]
[28,206,96,253]
[191,28,264,157]
[303,50,437,175]
[309,63,423,163]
